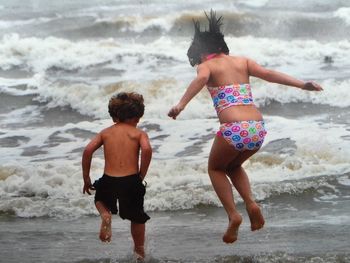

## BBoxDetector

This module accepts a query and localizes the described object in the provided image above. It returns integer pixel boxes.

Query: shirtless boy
[82,92,152,259]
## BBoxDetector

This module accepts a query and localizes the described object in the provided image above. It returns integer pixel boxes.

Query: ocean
[0,0,350,262]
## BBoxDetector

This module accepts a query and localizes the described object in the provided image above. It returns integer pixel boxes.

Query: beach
[2,199,349,263]
[1,0,350,262]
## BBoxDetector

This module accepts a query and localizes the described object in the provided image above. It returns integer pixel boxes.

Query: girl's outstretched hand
[168,105,184,119]
[303,81,323,91]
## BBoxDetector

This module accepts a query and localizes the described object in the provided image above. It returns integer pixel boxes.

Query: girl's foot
[246,202,265,231]
[99,213,112,242]
[222,212,242,243]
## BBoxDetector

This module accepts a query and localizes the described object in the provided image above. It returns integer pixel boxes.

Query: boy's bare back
[83,121,147,179]
[100,122,145,177]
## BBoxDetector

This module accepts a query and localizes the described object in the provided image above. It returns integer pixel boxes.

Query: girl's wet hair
[108,92,145,122]
[187,10,229,67]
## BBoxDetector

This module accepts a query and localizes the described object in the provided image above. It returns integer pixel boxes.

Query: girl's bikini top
[207,83,254,114]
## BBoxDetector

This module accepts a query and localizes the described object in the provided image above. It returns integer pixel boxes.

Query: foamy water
[0,0,349,220]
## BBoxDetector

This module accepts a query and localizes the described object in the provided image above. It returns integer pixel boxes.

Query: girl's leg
[208,135,242,243]
[226,150,258,205]
[131,222,145,259]
[95,201,112,242]
[226,150,265,231]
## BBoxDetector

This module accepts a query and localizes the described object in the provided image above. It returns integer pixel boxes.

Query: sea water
[0,0,349,262]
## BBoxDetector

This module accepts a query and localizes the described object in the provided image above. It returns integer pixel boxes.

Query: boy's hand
[83,181,95,195]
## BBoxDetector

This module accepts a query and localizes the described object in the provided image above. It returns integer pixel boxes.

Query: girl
[168,11,323,244]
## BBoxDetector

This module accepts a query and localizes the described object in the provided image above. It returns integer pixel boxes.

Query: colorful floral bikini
[208,83,267,151]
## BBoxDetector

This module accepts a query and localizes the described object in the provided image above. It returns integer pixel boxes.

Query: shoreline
[1,204,349,263]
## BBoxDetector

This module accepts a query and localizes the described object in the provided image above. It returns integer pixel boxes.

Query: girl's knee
[208,163,225,174]
[226,163,243,175]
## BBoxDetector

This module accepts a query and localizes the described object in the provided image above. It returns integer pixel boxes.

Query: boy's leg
[95,201,112,242]
[131,222,145,259]
[226,150,265,231]
[208,136,242,243]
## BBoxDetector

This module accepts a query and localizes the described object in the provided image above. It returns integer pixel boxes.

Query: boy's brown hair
[108,92,145,122]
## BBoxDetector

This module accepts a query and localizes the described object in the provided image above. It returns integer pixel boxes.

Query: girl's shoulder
[228,54,248,61]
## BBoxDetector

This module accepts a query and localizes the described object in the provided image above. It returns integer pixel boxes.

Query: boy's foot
[99,214,112,242]
[134,246,145,262]
[246,202,265,231]
[222,212,242,243]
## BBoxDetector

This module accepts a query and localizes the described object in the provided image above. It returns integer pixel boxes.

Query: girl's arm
[82,134,103,194]
[139,132,152,180]
[168,64,210,119]
[247,59,323,91]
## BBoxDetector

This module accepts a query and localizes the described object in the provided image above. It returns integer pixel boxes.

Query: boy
[82,92,152,260]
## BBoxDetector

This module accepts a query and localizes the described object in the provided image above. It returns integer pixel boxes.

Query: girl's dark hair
[187,10,229,67]
[108,92,145,122]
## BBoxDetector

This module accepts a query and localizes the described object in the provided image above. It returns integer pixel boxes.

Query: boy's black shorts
[93,173,150,224]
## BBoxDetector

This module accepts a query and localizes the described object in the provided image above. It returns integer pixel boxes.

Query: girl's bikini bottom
[217,120,267,151]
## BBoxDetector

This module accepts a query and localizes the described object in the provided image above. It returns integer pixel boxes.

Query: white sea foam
[1,34,350,123]
[25,74,350,122]
[252,78,350,108]
[0,77,37,92]
[334,7,350,25]
[100,14,177,33]
[2,34,349,77]
[237,0,269,8]
[0,105,42,126]
[0,17,53,29]
[249,115,350,182]
[0,113,349,217]
[338,177,350,186]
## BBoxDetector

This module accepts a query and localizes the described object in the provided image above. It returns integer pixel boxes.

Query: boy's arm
[168,64,210,119]
[82,133,103,195]
[247,59,323,91]
[139,132,152,180]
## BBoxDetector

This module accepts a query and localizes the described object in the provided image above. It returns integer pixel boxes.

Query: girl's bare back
[205,55,250,87]
[203,54,263,123]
